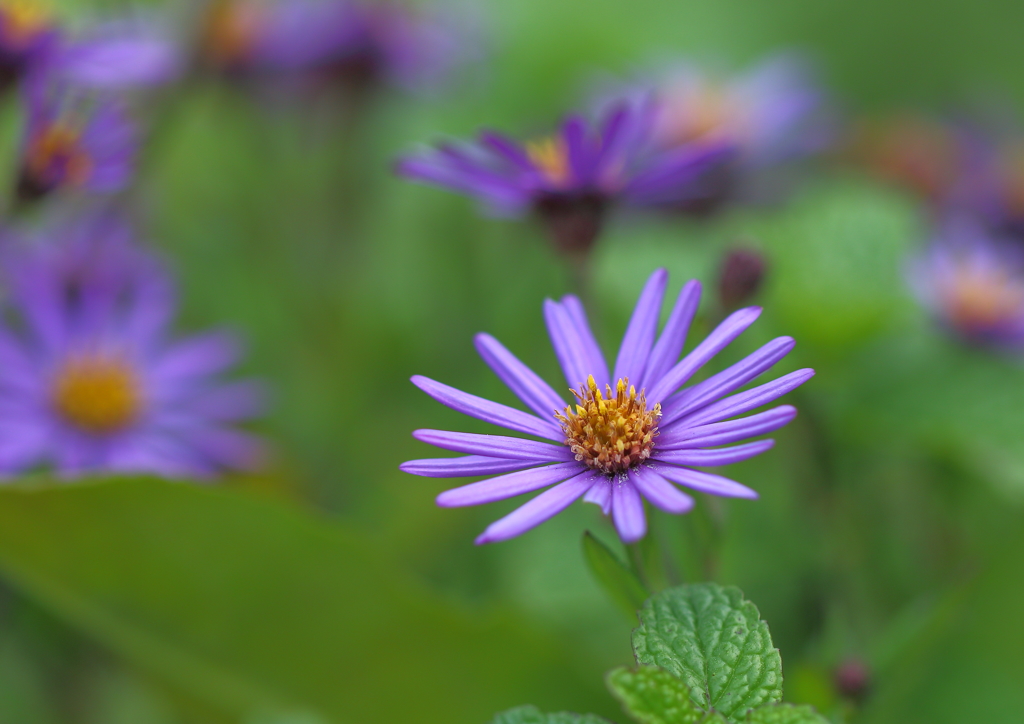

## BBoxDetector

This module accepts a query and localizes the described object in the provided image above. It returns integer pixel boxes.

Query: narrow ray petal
[613,268,668,384]
[561,295,609,387]
[643,279,702,387]
[661,336,796,425]
[678,369,815,428]
[655,465,759,498]
[544,299,593,389]
[611,479,647,543]
[630,467,694,514]
[412,429,569,460]
[400,455,545,478]
[437,461,582,507]
[658,406,797,450]
[562,115,590,183]
[583,476,613,514]
[478,131,534,171]
[411,375,562,440]
[647,306,762,403]
[653,440,775,467]
[475,471,598,544]
[474,333,566,419]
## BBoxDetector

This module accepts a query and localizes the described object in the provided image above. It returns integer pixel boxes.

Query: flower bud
[717,247,766,310]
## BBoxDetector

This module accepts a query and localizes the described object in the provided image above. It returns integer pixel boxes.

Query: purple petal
[647,306,762,404]
[583,476,613,514]
[400,455,544,478]
[561,115,589,183]
[560,295,609,388]
[475,470,598,544]
[436,461,582,507]
[479,131,535,172]
[678,369,815,428]
[629,466,694,514]
[411,375,562,441]
[149,332,241,383]
[544,299,594,389]
[412,429,569,461]
[654,465,758,499]
[661,336,796,425]
[611,478,647,543]
[653,440,776,467]
[474,333,566,419]
[658,406,797,449]
[613,268,668,385]
[624,143,735,206]
[642,280,702,388]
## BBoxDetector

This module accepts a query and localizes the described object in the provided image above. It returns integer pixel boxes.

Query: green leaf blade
[606,666,704,724]
[582,532,649,617]
[632,583,783,721]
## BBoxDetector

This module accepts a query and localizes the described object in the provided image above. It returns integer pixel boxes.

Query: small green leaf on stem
[582,531,650,617]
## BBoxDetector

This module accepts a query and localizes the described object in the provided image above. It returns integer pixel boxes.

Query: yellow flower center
[0,0,49,45]
[202,0,264,67]
[526,136,571,186]
[52,354,142,434]
[942,266,1024,331]
[26,123,92,186]
[556,375,661,476]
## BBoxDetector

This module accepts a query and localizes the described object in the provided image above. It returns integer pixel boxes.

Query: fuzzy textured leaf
[746,704,829,724]
[632,583,783,720]
[607,666,704,724]
[490,705,613,724]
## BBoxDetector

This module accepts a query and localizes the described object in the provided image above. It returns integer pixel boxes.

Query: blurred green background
[6,0,1024,722]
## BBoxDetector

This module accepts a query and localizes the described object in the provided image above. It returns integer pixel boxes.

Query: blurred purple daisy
[0,215,265,478]
[401,268,813,544]
[909,218,1024,348]
[15,68,137,201]
[396,102,733,255]
[0,0,56,92]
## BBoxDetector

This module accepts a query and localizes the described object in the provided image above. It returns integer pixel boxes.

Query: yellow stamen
[0,0,50,45]
[202,0,264,66]
[52,354,142,434]
[526,136,571,186]
[26,123,92,186]
[555,375,661,475]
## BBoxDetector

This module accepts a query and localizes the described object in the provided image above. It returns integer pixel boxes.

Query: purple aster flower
[396,102,733,255]
[401,268,813,544]
[15,68,137,202]
[0,215,265,478]
[908,217,1024,348]
[0,0,56,92]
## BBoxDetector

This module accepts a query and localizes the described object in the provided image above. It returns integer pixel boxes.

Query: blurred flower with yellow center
[557,376,660,475]
[202,0,264,69]
[526,136,571,186]
[52,354,141,434]
[0,0,50,46]
[941,266,1024,333]
[26,123,92,185]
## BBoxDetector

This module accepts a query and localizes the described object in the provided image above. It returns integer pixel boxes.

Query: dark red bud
[834,658,871,703]
[717,247,767,310]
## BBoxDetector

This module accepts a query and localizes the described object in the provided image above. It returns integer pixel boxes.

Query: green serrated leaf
[632,583,783,721]
[489,704,613,724]
[606,666,703,724]
[745,704,829,724]
[582,532,650,617]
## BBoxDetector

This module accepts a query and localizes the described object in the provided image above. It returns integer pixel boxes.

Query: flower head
[0,0,55,91]
[909,218,1024,348]
[397,102,733,255]
[0,215,265,478]
[401,268,813,544]
[16,69,137,201]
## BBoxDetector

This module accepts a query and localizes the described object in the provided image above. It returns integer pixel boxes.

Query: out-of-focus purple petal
[611,479,647,543]
[479,131,535,172]
[659,406,797,449]
[436,461,582,507]
[655,465,759,498]
[400,455,544,478]
[653,439,775,467]
[149,331,242,384]
[412,429,569,461]
[647,306,762,403]
[474,333,566,419]
[629,466,694,514]
[678,369,814,428]
[613,268,668,384]
[561,115,589,183]
[475,470,598,544]
[411,375,562,440]
[642,279,702,388]
[560,295,609,388]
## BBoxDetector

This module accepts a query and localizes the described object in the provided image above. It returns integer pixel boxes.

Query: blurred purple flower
[0,215,265,478]
[15,69,137,201]
[402,268,813,544]
[396,102,733,254]
[0,1,56,91]
[909,218,1024,348]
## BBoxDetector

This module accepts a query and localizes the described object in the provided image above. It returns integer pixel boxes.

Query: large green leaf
[632,584,783,721]
[489,705,612,724]
[0,478,603,724]
[606,666,704,724]
[745,704,829,724]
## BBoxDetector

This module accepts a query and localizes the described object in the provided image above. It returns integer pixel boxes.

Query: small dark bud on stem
[717,247,766,310]
[534,192,607,258]
[834,658,871,703]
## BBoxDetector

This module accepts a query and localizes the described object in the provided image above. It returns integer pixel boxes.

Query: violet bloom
[15,70,137,201]
[0,217,264,478]
[909,219,1024,348]
[0,0,56,92]
[397,103,733,255]
[402,269,813,544]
